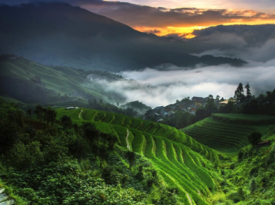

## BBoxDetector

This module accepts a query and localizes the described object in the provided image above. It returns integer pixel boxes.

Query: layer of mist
[88,60,275,108]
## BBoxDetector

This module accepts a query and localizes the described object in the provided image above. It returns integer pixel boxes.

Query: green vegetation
[213,113,275,125]
[2,102,275,205]
[55,107,219,205]
[0,102,186,204]
[182,114,274,152]
[0,57,141,118]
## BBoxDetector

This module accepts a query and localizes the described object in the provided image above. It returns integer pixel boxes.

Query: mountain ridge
[0,2,246,71]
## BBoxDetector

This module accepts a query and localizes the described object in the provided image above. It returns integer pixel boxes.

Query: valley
[0,1,275,205]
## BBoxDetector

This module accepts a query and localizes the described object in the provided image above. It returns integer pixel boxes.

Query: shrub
[60,115,73,129]
[247,131,262,146]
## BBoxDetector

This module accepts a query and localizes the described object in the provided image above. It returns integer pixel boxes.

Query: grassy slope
[56,108,219,205]
[213,113,275,121]
[182,115,274,152]
[0,58,105,102]
[0,96,25,105]
[181,113,275,204]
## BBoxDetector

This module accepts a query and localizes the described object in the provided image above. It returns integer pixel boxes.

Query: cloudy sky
[1,0,274,38]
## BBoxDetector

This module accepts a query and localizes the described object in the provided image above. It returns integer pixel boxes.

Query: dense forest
[0,102,181,204]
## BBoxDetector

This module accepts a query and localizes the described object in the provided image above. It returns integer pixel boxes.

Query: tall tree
[235,83,244,102]
[27,108,32,118]
[245,83,252,100]
[34,105,43,119]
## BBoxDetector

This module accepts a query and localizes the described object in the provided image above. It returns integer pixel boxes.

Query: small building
[194,102,202,107]
[219,99,237,106]
[66,107,79,110]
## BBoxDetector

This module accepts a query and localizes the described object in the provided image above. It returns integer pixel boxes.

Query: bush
[247,131,262,146]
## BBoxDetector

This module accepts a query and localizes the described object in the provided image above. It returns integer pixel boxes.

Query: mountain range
[0,2,245,71]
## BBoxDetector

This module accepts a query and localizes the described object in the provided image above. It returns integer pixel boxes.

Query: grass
[82,109,97,121]
[0,58,116,111]
[112,125,127,148]
[55,107,222,204]
[111,114,124,125]
[213,113,275,121]
[130,118,142,129]
[182,116,273,152]
[130,129,146,154]
[0,96,25,105]
[213,113,275,125]
[94,112,106,122]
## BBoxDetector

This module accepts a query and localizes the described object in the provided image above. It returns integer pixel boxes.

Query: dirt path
[126,129,130,150]
[0,188,14,204]
[78,109,83,119]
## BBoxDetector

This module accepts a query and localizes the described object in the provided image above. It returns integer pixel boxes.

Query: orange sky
[133,19,275,39]
[81,2,275,39]
[129,9,275,38]
[53,0,275,39]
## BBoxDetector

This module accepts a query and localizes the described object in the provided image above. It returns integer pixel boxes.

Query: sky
[1,0,275,38]
[1,0,274,107]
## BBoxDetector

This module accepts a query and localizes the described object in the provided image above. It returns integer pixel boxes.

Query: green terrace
[56,108,219,204]
[182,114,275,152]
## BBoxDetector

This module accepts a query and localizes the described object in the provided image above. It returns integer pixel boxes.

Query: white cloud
[87,61,275,108]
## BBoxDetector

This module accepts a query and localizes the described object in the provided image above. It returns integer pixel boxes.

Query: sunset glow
[78,2,275,39]
[133,26,208,38]
[133,19,275,39]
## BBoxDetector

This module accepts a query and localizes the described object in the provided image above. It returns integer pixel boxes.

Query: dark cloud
[193,24,275,46]
[189,24,275,62]
[0,0,102,5]
[2,0,274,28]
[81,3,275,28]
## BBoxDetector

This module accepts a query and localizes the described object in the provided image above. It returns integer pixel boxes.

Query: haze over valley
[1,1,275,205]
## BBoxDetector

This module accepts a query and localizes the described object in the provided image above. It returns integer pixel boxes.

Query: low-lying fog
[89,59,275,108]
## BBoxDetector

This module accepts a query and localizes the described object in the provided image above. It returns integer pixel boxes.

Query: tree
[45,107,57,124]
[27,108,32,118]
[195,107,208,121]
[34,105,43,119]
[235,83,244,102]
[247,131,262,146]
[245,83,252,100]
[205,94,218,115]
[61,115,73,129]
[81,123,100,145]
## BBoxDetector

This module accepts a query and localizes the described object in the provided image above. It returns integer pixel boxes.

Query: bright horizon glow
[133,21,275,39]
[133,26,207,39]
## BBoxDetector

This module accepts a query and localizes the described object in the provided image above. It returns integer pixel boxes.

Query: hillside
[0,3,245,71]
[56,107,219,204]
[1,102,275,204]
[0,56,126,105]
[182,114,275,152]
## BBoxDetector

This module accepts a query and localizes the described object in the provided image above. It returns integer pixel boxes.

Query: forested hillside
[1,99,275,204]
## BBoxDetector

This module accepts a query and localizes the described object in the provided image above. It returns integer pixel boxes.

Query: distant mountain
[0,55,125,104]
[0,2,245,71]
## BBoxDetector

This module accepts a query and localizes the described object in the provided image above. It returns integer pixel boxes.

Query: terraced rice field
[182,116,273,152]
[213,113,275,124]
[56,108,218,205]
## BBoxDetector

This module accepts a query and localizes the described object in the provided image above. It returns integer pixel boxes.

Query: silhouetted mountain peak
[0,2,246,71]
